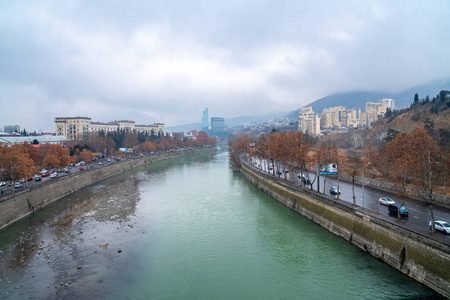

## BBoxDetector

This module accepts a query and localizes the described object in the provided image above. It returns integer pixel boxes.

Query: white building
[298,106,321,135]
[55,117,164,139]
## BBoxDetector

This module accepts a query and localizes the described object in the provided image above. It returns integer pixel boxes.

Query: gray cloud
[0,0,449,132]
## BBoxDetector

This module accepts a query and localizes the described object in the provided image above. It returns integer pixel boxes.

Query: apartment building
[298,106,320,135]
[320,106,346,129]
[55,117,164,139]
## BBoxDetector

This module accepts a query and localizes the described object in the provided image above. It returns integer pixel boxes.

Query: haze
[1,0,449,132]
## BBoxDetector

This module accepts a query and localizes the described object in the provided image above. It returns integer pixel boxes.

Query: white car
[429,220,450,234]
[50,172,57,178]
[0,181,6,187]
[378,197,395,205]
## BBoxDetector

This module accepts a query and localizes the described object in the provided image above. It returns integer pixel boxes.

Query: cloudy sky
[1,0,449,132]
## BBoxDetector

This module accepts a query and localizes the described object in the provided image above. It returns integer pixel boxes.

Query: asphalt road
[249,159,450,244]
[0,157,123,196]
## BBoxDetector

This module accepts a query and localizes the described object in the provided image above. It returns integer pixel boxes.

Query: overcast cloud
[0,0,449,132]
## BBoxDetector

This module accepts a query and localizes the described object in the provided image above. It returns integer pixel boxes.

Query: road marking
[413,216,418,219]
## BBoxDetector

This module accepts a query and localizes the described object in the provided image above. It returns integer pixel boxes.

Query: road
[0,156,129,197]
[249,158,450,244]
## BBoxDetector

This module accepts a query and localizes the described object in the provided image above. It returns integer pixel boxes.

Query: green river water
[0,149,442,299]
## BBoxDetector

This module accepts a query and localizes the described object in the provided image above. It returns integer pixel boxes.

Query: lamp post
[362,162,371,208]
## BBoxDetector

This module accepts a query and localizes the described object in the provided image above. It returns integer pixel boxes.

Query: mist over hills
[285,78,450,120]
[167,78,450,132]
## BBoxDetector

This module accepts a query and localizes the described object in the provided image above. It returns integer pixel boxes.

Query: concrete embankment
[0,148,216,231]
[240,164,450,297]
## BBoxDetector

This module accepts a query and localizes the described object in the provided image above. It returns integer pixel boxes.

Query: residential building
[55,117,164,139]
[4,125,20,133]
[346,108,361,128]
[320,106,346,129]
[55,117,91,139]
[298,106,320,135]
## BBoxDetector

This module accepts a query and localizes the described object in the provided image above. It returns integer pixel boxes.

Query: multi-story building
[202,108,209,132]
[4,125,20,133]
[346,108,361,128]
[378,98,395,113]
[55,117,164,139]
[211,117,225,134]
[320,106,346,129]
[55,117,91,139]
[298,106,320,135]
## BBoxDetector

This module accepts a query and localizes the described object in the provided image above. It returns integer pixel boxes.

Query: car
[388,203,408,216]
[107,158,112,162]
[79,167,84,171]
[429,220,450,234]
[50,172,57,178]
[14,182,24,188]
[330,187,340,194]
[0,181,5,187]
[298,174,311,185]
[33,175,41,181]
[378,197,395,206]
[98,162,103,165]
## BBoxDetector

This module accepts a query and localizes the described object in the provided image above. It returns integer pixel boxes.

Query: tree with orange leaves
[2,144,37,191]
[141,141,155,153]
[407,129,447,233]
[78,149,93,163]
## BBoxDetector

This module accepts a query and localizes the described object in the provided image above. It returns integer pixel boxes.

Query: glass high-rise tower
[201,108,209,132]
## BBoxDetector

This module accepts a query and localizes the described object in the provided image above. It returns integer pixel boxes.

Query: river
[0,149,442,299]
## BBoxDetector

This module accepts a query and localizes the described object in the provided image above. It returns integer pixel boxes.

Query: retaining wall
[0,148,216,231]
[241,164,450,297]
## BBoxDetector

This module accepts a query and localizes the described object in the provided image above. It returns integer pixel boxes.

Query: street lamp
[362,162,371,208]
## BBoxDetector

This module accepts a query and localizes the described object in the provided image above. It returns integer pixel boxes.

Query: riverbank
[0,148,216,231]
[239,163,450,297]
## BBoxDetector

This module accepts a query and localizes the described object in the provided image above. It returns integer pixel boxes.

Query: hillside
[285,78,450,119]
[319,90,450,149]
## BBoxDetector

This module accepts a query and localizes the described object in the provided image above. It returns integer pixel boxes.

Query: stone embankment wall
[241,164,450,297]
[0,148,215,231]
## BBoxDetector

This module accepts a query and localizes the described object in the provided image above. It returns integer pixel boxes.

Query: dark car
[298,174,311,185]
[330,187,340,194]
[388,203,408,216]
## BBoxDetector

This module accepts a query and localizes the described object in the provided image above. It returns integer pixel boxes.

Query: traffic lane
[255,166,450,240]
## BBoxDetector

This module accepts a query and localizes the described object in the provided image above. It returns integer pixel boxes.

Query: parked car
[79,167,84,171]
[388,203,408,216]
[50,172,57,178]
[107,158,112,162]
[14,182,24,188]
[298,174,311,185]
[0,181,6,187]
[330,187,340,194]
[378,197,395,206]
[33,175,41,181]
[98,162,103,165]
[429,220,450,234]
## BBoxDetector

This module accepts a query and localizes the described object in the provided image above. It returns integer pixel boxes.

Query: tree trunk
[398,201,406,221]
[430,205,436,234]
[337,170,340,200]
[352,173,356,205]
